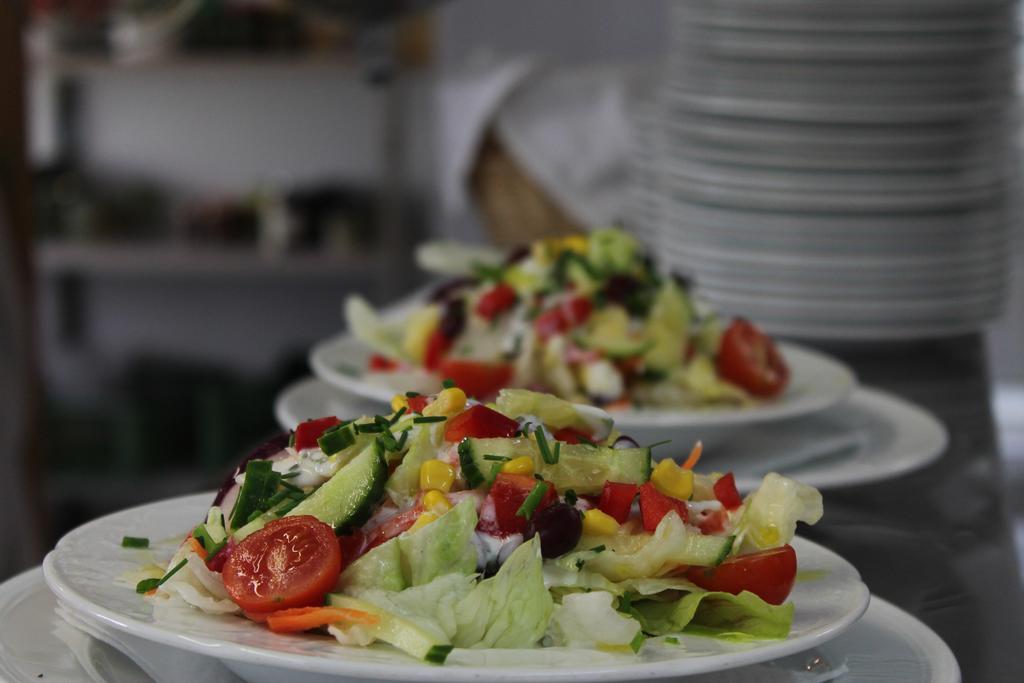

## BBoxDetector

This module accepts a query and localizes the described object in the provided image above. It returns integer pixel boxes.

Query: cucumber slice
[494,389,613,439]
[463,438,651,495]
[573,333,655,360]
[287,441,387,532]
[327,594,453,664]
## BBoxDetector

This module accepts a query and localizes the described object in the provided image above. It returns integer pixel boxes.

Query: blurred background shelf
[35,241,389,280]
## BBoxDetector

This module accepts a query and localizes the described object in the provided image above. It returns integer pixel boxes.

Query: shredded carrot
[187,536,207,560]
[265,606,379,634]
[681,441,704,470]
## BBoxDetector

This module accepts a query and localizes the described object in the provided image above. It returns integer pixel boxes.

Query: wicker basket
[469,131,583,247]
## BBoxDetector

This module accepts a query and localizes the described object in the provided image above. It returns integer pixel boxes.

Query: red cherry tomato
[476,283,518,320]
[437,359,514,399]
[684,545,798,606]
[424,329,452,371]
[713,472,743,510]
[716,319,789,398]
[444,404,520,442]
[222,516,342,613]
[597,481,638,524]
[551,427,593,444]
[337,529,366,565]
[293,417,341,451]
[477,473,558,536]
[368,354,399,371]
[534,296,593,340]
[638,482,689,531]
[694,508,728,535]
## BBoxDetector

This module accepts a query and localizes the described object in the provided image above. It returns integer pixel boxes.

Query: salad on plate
[126,388,823,665]
[346,228,790,407]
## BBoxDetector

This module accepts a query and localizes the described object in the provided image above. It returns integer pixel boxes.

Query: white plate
[274,379,945,493]
[721,387,948,491]
[43,493,870,682]
[310,334,856,445]
[2,568,957,683]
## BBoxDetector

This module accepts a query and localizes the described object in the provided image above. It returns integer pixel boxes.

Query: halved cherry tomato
[684,545,797,605]
[407,395,430,413]
[551,426,593,444]
[368,354,399,371]
[597,481,638,524]
[534,296,593,340]
[713,472,743,510]
[424,329,452,371]
[476,283,518,320]
[444,404,520,442]
[206,538,234,572]
[716,319,789,398]
[638,482,688,531]
[337,529,367,565]
[293,417,340,451]
[477,473,558,536]
[437,359,514,399]
[222,516,342,613]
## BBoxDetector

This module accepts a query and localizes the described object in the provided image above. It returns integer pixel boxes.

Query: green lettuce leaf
[385,427,438,507]
[398,498,479,586]
[341,537,406,592]
[347,572,477,641]
[453,537,553,648]
[630,590,794,641]
[548,591,642,648]
[734,473,823,553]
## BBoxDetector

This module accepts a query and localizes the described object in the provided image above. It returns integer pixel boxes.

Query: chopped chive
[389,406,407,425]
[576,434,598,447]
[135,557,187,594]
[318,423,357,455]
[229,460,278,529]
[483,454,511,462]
[664,636,680,645]
[276,499,302,517]
[442,378,456,389]
[589,544,606,553]
[629,631,646,653]
[413,415,447,424]
[534,427,559,465]
[287,490,307,501]
[265,489,291,509]
[247,509,264,524]
[486,462,503,486]
[534,473,544,481]
[356,422,383,434]
[564,489,578,506]
[425,643,454,665]
[394,430,409,451]
[405,391,422,398]
[191,525,215,551]
[287,430,296,448]
[280,480,304,494]
[335,363,360,377]
[516,481,550,519]
[646,439,672,450]
[121,536,149,549]
[281,470,301,479]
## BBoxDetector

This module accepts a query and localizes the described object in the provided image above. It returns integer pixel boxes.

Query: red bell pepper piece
[436,358,514,399]
[597,481,638,524]
[407,395,430,413]
[293,416,341,451]
[713,472,743,510]
[477,473,558,536]
[444,404,520,442]
[363,505,422,552]
[639,482,689,531]
[368,354,399,371]
[551,426,593,444]
[534,296,593,340]
[424,329,452,371]
[476,283,518,320]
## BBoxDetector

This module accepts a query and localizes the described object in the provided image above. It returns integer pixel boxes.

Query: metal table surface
[800,334,1024,682]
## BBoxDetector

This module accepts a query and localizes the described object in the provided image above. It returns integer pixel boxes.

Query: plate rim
[43,494,871,682]
[310,337,857,430]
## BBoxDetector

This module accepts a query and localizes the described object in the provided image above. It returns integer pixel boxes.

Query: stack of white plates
[643,0,1019,340]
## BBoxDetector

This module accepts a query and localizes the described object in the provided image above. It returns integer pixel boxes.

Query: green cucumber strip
[121,536,149,549]
[229,460,279,529]
[458,438,486,488]
[286,441,387,532]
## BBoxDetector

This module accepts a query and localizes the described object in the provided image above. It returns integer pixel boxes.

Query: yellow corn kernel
[423,387,467,417]
[391,394,409,413]
[651,460,694,501]
[419,460,455,493]
[559,234,590,254]
[500,455,535,476]
[408,511,438,533]
[582,509,620,536]
[422,489,452,514]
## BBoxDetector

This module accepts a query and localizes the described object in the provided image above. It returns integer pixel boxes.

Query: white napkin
[55,602,242,683]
